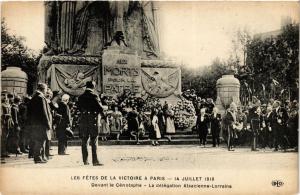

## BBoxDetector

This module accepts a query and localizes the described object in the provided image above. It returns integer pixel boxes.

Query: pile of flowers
[143,97,161,112]
[172,99,196,130]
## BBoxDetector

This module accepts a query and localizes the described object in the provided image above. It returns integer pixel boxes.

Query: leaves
[1,18,41,94]
[181,57,228,99]
[244,23,299,100]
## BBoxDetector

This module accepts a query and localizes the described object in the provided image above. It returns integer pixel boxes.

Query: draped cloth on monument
[44,1,160,57]
[47,64,98,96]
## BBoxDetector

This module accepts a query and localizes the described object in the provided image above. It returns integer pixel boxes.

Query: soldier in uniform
[77,81,103,166]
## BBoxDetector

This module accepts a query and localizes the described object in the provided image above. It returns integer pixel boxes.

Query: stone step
[69,133,211,140]
[51,138,219,146]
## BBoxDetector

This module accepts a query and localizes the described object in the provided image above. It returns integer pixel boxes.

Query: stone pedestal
[38,55,101,95]
[216,74,240,115]
[47,64,100,96]
[101,48,182,104]
[1,67,28,97]
[37,50,182,105]
[102,47,141,96]
[140,66,181,104]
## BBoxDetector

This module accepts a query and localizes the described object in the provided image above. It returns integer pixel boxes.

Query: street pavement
[0,145,297,170]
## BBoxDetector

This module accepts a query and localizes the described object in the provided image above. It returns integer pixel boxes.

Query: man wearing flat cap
[77,81,103,166]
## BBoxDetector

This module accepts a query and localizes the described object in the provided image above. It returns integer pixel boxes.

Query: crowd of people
[1,84,298,165]
[1,84,74,164]
[182,90,298,151]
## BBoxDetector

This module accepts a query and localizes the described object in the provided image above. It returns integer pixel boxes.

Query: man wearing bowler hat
[77,81,103,166]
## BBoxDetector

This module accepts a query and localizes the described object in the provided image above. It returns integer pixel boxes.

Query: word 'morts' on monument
[102,48,141,96]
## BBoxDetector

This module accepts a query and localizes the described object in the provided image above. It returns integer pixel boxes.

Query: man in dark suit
[196,108,210,147]
[250,106,263,151]
[271,100,289,151]
[77,81,103,166]
[210,107,222,147]
[27,83,52,163]
[261,106,273,148]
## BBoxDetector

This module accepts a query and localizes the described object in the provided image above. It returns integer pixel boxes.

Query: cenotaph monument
[38,1,181,102]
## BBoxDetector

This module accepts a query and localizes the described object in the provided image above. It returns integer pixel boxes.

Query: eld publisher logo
[272,180,284,187]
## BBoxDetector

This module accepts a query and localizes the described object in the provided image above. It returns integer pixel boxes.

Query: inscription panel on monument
[102,50,141,96]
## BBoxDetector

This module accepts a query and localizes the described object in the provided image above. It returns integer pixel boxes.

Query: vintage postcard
[0,1,299,195]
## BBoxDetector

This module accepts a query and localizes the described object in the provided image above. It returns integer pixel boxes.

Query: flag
[262,84,265,91]
[272,79,279,86]
[248,88,252,95]
[262,84,266,97]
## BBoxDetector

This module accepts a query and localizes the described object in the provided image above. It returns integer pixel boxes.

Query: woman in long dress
[150,109,161,146]
[99,111,110,141]
[110,105,123,141]
[164,103,175,142]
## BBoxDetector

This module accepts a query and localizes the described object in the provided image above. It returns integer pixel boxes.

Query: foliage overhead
[244,23,299,101]
[181,23,299,103]
[1,18,41,94]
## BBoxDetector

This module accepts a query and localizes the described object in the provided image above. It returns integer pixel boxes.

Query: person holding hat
[77,81,103,166]
[56,94,72,155]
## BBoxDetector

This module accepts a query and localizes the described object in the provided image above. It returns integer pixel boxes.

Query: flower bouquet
[172,100,196,130]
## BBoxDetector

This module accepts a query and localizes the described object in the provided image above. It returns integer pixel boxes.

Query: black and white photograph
[0,1,299,194]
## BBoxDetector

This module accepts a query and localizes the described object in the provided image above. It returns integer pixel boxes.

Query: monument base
[38,49,182,105]
[38,55,101,95]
